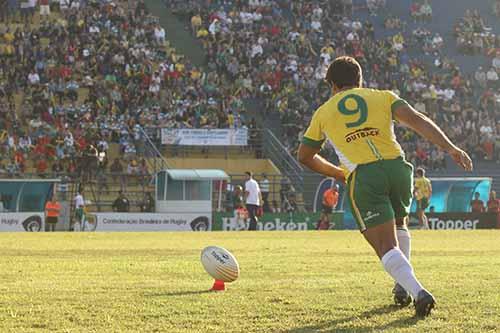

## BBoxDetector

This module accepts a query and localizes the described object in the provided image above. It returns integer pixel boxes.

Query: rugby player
[414,167,432,229]
[297,56,473,317]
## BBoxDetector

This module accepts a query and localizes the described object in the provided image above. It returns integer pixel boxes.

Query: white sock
[396,228,411,261]
[423,216,429,229]
[381,248,424,299]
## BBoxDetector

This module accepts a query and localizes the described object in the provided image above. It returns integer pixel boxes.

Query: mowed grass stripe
[0,231,499,332]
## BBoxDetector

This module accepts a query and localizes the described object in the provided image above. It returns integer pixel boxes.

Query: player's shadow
[146,290,213,297]
[284,304,421,333]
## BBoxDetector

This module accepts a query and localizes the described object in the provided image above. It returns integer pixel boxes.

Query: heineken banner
[161,128,248,146]
[212,212,344,231]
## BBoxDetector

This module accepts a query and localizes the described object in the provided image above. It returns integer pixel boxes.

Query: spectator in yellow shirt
[191,14,202,35]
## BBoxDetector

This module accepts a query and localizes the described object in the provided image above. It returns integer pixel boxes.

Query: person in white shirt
[74,189,85,231]
[486,67,499,87]
[28,71,40,85]
[250,43,263,58]
[59,0,69,12]
[154,24,166,44]
[244,171,262,231]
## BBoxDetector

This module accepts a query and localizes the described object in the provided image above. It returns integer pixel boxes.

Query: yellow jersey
[414,177,432,200]
[302,88,409,178]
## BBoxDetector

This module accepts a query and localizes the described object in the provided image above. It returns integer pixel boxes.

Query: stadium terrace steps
[84,181,155,213]
[362,0,500,73]
[162,149,261,160]
[166,158,281,176]
[145,0,206,68]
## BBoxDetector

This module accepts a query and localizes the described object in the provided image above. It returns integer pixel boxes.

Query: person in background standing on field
[487,190,500,228]
[260,173,270,212]
[244,171,262,231]
[470,192,485,213]
[414,168,432,229]
[73,188,85,231]
[45,194,61,232]
[318,182,339,230]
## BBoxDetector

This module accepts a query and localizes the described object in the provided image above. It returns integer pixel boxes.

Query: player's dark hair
[245,171,253,178]
[416,168,425,177]
[325,56,363,89]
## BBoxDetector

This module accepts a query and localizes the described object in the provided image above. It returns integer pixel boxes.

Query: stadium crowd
[0,0,499,180]
[0,0,248,177]
[170,0,500,169]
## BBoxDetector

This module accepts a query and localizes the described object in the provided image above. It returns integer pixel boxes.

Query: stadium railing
[0,171,310,213]
[145,127,305,194]
[144,127,263,159]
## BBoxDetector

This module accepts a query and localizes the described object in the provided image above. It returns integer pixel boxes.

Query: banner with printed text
[161,128,248,146]
[0,213,45,232]
[92,213,211,231]
[408,212,499,230]
[212,212,344,231]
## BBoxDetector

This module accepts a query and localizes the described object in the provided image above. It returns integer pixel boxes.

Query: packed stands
[168,0,500,170]
[0,0,499,182]
[0,0,248,181]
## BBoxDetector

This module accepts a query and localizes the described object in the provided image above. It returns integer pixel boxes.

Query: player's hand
[448,146,473,171]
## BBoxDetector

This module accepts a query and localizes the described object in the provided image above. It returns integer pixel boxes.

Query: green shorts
[417,197,429,211]
[347,157,413,232]
[75,208,84,220]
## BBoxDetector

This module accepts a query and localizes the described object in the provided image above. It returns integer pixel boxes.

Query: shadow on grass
[285,304,422,333]
[146,290,213,297]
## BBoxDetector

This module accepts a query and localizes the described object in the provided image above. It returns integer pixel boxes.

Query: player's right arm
[393,104,473,171]
[297,110,345,182]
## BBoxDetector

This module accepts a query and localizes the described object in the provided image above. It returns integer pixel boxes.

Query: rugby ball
[201,246,240,282]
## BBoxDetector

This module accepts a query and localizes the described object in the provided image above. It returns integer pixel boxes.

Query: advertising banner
[212,212,344,231]
[0,213,45,232]
[409,212,499,230]
[92,213,211,232]
[161,128,248,146]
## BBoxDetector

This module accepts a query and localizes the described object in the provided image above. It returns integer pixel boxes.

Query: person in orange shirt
[318,183,339,230]
[45,195,61,232]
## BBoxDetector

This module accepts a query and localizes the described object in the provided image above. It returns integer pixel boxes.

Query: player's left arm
[393,104,473,171]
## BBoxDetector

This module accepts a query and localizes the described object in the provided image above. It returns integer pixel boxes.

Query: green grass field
[0,231,499,333]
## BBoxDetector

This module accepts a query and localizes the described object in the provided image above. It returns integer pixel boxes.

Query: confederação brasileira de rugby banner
[92,213,211,231]
[160,128,248,146]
